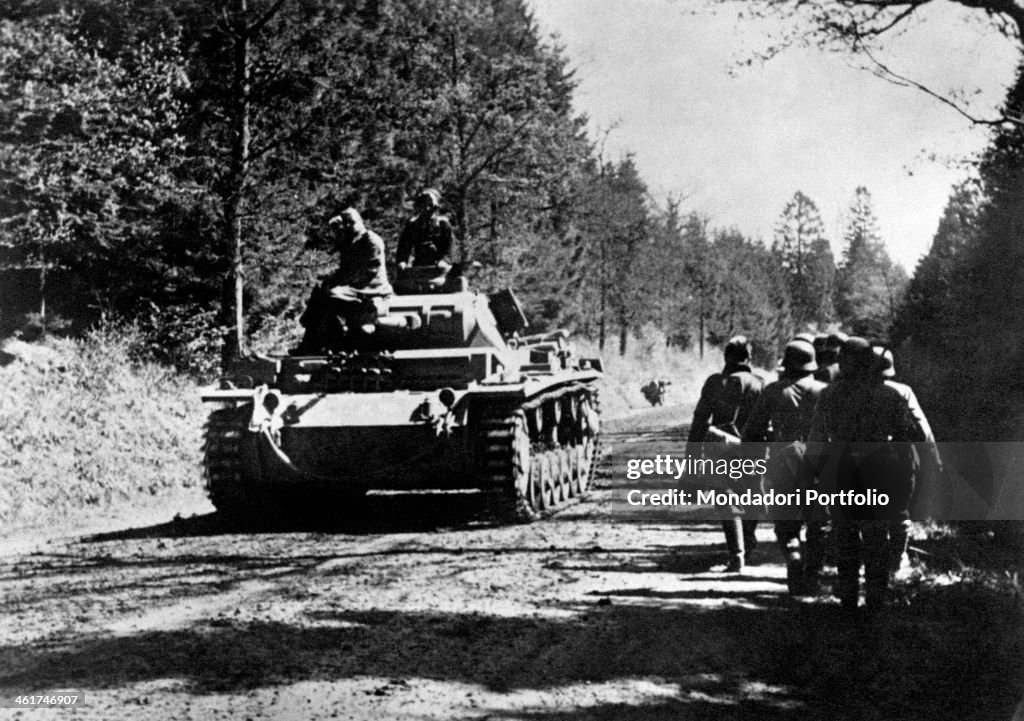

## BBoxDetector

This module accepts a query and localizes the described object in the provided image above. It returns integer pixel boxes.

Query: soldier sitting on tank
[294,208,393,354]
[393,188,459,293]
[397,188,454,270]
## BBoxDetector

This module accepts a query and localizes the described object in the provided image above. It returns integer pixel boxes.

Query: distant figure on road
[687,336,764,573]
[641,379,670,406]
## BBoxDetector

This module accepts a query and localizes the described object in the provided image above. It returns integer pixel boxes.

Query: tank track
[479,385,601,523]
[203,405,264,519]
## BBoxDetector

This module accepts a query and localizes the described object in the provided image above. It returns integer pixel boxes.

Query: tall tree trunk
[220,0,252,369]
[618,308,628,356]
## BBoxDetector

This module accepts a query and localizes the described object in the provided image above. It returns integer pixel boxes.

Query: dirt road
[0,407,1018,720]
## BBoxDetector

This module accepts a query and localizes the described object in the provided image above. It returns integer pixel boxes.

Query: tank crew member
[687,335,764,573]
[872,346,942,578]
[805,337,923,612]
[743,337,828,595]
[813,331,847,383]
[296,208,393,353]
[396,188,454,270]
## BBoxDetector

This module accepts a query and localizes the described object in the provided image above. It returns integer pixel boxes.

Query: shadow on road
[0,595,1016,721]
[81,490,520,542]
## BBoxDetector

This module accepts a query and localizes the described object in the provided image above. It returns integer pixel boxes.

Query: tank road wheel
[509,413,541,522]
[568,444,582,495]
[531,456,547,511]
[549,450,564,504]
[577,439,594,494]
[555,447,572,502]
[540,453,556,509]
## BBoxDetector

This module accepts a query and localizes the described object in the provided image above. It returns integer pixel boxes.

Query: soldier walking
[805,338,935,611]
[872,346,942,577]
[687,336,764,573]
[742,337,828,595]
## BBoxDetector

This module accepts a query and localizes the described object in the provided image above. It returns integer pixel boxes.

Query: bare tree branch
[860,46,1021,125]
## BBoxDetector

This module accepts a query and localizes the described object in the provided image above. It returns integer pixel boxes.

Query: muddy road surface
[0,407,1016,720]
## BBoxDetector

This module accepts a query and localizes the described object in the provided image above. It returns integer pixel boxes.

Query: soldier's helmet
[873,346,896,378]
[825,331,849,350]
[724,335,751,364]
[782,338,817,373]
[839,337,874,378]
[416,188,442,209]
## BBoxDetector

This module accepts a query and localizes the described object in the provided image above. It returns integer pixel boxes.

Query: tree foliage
[773,190,834,328]
[0,12,190,317]
[834,186,907,339]
[0,0,926,377]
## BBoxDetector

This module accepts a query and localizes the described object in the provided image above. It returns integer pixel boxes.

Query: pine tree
[773,191,835,328]
[0,12,190,329]
[834,186,907,339]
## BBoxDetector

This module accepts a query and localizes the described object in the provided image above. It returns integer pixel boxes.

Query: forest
[1,0,1020,442]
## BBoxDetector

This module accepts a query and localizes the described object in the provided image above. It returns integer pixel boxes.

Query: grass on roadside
[0,323,206,532]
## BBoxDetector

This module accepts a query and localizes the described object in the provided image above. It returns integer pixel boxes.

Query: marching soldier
[687,336,764,573]
[743,337,828,595]
[873,346,942,577]
[813,331,847,383]
[805,337,931,612]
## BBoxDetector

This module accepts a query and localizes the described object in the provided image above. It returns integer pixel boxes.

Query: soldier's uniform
[743,338,827,595]
[873,347,942,576]
[805,338,927,611]
[396,189,454,268]
[687,336,764,572]
[297,209,393,353]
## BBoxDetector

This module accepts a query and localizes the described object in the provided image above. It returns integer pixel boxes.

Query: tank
[201,267,602,523]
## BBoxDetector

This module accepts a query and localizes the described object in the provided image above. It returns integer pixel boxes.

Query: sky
[528,0,1019,271]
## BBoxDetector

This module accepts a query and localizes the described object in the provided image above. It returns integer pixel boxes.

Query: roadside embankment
[0,327,207,534]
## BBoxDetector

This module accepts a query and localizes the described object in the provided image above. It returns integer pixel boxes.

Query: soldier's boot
[785,546,805,596]
[889,520,912,579]
[722,519,746,573]
[742,520,759,555]
[863,522,892,611]
[835,522,861,610]
[803,521,829,595]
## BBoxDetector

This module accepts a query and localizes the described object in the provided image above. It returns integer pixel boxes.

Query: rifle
[705,425,741,444]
